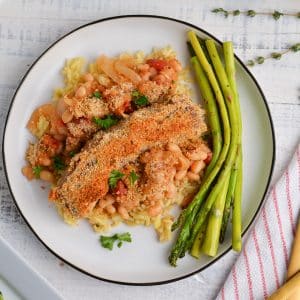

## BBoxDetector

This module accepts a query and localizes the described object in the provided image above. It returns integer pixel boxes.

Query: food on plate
[22,34,243,264]
[22,47,211,242]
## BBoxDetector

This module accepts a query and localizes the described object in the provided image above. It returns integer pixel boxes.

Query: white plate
[2,15,275,285]
[0,236,62,299]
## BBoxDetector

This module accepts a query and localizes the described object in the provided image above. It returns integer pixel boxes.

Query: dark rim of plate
[2,15,276,286]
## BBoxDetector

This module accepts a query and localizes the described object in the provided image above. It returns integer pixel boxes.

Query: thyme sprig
[247,43,300,66]
[212,8,300,20]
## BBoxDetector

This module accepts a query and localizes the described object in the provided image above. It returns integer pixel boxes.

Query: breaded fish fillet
[50,96,207,220]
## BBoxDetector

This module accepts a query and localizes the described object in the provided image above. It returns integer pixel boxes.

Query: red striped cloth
[217,145,300,300]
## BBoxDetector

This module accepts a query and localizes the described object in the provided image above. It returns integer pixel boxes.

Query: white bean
[22,166,34,180]
[99,195,114,209]
[175,169,187,181]
[187,171,200,181]
[177,155,190,171]
[106,205,116,215]
[187,151,208,161]
[118,206,130,219]
[38,157,51,166]
[40,170,54,183]
[167,143,182,153]
[166,183,177,198]
[190,160,206,174]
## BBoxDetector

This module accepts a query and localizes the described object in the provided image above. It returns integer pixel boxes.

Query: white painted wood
[0,0,299,299]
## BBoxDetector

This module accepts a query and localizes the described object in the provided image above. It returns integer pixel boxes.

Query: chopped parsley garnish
[108,170,124,189]
[93,91,102,99]
[53,156,66,171]
[129,170,139,186]
[100,232,132,250]
[69,150,76,157]
[93,115,119,130]
[131,90,149,107]
[32,165,43,178]
[134,95,149,106]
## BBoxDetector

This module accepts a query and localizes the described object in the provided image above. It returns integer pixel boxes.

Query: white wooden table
[0,1,299,299]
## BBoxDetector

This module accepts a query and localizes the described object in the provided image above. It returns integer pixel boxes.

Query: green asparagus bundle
[169,31,243,266]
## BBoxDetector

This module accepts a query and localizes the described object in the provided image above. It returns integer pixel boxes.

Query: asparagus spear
[201,175,230,256]
[171,43,222,233]
[188,48,224,257]
[232,156,242,251]
[223,41,243,251]
[190,38,233,255]
[169,32,231,266]
[219,166,237,243]
[184,38,239,254]
[190,52,223,176]
[220,41,241,242]
[190,216,209,258]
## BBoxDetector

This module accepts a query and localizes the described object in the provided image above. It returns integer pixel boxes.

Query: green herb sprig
[132,90,149,107]
[93,115,119,130]
[92,91,102,99]
[53,156,66,171]
[129,170,139,186]
[212,8,300,20]
[108,170,124,189]
[32,165,43,178]
[247,43,300,66]
[100,232,132,250]
[69,150,77,157]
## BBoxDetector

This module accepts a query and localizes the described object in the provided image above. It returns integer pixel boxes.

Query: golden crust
[51,95,207,219]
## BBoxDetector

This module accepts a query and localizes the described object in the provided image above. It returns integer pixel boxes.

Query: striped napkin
[216,144,300,300]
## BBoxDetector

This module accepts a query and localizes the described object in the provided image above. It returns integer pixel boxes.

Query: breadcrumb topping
[52,96,207,219]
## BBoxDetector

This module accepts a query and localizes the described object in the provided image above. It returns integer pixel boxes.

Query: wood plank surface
[0,1,299,299]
